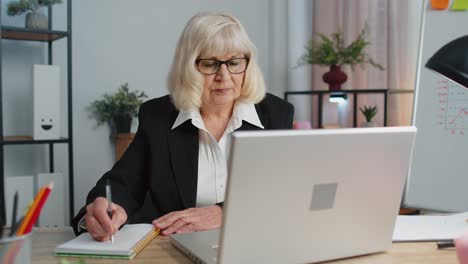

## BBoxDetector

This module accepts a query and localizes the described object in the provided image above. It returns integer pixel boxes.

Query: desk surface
[32,227,457,264]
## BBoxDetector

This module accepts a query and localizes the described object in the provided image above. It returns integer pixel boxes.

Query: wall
[287,1,313,123]
[1,0,295,220]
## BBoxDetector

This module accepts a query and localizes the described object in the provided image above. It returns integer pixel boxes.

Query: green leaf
[7,0,62,16]
[359,105,378,122]
[299,24,385,71]
[87,83,148,128]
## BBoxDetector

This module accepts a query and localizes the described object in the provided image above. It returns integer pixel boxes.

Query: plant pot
[26,11,48,30]
[322,65,347,91]
[361,121,377,127]
[112,115,133,134]
[114,133,135,161]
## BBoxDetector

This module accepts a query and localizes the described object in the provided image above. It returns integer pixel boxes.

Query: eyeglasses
[196,58,249,75]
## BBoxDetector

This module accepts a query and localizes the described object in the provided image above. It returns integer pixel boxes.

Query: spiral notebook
[55,224,160,259]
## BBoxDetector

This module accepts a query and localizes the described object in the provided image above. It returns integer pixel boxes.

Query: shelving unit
[285,89,388,128]
[0,2,74,223]
[285,89,415,128]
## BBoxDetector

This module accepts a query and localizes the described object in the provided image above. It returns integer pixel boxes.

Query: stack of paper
[392,212,468,242]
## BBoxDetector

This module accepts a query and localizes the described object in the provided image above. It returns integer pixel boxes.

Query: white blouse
[171,101,264,207]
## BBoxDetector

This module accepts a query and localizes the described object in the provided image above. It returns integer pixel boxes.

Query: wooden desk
[32,227,457,264]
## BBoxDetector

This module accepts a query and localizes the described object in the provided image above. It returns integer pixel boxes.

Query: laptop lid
[172,127,417,264]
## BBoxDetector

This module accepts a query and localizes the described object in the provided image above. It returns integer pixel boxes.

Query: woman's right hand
[84,197,128,241]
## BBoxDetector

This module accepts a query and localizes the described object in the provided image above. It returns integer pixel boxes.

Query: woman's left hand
[152,205,222,236]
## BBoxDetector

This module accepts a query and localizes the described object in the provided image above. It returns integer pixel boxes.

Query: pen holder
[0,233,31,264]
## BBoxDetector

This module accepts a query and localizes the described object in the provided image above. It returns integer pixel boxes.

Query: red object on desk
[23,182,54,233]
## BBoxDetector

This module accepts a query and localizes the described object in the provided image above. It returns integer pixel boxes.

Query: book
[55,224,160,259]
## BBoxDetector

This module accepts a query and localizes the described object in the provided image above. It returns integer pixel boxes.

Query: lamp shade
[425,35,468,88]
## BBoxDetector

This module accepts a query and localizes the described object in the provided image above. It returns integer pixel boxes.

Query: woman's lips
[214,88,232,94]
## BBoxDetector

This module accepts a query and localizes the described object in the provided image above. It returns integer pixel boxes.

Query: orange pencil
[23,182,54,234]
[16,186,46,235]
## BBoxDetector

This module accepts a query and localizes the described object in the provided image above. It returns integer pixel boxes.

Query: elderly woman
[72,12,294,241]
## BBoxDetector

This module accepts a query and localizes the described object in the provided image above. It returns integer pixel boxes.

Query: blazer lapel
[168,121,199,209]
[237,104,268,131]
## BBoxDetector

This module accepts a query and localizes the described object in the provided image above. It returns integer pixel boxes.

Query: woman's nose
[215,64,231,79]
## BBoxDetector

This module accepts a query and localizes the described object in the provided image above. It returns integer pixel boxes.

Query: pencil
[8,191,18,236]
[23,182,54,234]
[16,186,46,235]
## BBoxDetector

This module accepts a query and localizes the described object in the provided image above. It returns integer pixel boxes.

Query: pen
[437,239,454,249]
[106,179,114,244]
[8,191,18,236]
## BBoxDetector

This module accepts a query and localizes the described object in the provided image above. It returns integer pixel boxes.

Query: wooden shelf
[2,135,69,145]
[1,26,68,42]
[3,135,33,141]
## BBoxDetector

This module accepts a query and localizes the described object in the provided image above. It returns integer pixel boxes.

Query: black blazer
[72,93,294,234]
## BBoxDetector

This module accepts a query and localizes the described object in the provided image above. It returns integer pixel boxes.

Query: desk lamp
[329,92,348,103]
[425,35,468,89]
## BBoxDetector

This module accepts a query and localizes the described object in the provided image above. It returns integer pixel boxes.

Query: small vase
[361,121,377,127]
[114,133,135,161]
[322,65,347,91]
[26,11,48,30]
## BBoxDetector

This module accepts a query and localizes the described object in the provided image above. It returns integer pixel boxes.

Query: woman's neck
[200,103,235,141]
[200,101,235,120]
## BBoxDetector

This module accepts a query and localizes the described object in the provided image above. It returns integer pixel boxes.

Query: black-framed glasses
[196,58,249,75]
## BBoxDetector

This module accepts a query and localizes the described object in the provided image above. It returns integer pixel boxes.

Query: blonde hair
[168,12,266,111]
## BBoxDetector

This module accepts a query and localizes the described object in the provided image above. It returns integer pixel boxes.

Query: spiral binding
[131,228,161,256]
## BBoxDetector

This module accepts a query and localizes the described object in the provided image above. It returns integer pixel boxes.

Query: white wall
[287,0,313,123]
[2,0,301,220]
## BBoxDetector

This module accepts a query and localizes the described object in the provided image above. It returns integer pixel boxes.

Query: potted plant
[7,0,62,30]
[300,26,384,91]
[359,105,378,127]
[88,82,147,135]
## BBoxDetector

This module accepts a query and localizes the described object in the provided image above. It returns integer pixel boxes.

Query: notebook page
[55,224,155,256]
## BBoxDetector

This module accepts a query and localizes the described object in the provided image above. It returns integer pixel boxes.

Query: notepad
[55,224,160,259]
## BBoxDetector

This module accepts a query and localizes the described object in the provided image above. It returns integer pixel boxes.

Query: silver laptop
[170,127,417,264]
